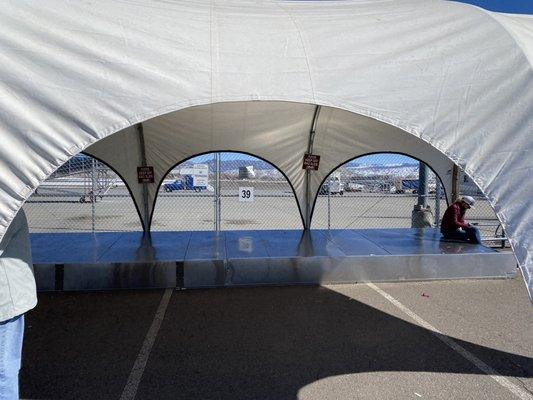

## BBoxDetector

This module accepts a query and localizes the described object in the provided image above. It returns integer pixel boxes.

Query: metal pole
[434,181,442,227]
[214,152,221,232]
[213,152,217,231]
[305,105,321,229]
[451,164,460,202]
[137,124,151,236]
[417,162,428,208]
[91,158,96,233]
[327,175,331,230]
[411,162,432,228]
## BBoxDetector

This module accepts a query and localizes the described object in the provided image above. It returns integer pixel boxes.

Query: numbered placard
[239,187,254,202]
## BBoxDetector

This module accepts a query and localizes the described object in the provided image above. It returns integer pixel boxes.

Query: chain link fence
[458,173,507,247]
[312,154,438,229]
[312,153,507,247]
[23,154,142,233]
[151,152,302,231]
[24,152,506,247]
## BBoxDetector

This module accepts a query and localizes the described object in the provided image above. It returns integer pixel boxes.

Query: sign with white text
[302,154,320,170]
[137,166,154,183]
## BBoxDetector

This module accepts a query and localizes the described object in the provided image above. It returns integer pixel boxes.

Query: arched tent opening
[310,153,507,247]
[8,100,527,295]
[0,1,531,299]
[311,153,447,230]
[22,153,143,233]
[150,151,303,231]
[81,101,461,234]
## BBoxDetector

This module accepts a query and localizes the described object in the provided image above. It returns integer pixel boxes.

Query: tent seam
[273,1,316,103]
[465,5,533,73]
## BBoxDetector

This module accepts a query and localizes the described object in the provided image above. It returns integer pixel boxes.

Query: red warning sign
[302,154,320,170]
[137,166,154,183]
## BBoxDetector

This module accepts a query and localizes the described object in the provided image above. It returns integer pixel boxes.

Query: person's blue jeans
[443,226,482,244]
[0,315,24,400]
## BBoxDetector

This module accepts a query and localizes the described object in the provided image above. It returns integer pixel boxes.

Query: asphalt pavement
[23,188,499,235]
[20,276,532,400]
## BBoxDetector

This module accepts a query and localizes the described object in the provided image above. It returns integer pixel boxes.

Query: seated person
[440,196,481,244]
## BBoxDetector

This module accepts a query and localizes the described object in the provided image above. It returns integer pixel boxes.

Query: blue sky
[454,0,533,14]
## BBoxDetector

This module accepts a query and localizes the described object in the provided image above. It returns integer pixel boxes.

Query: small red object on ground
[421,292,430,298]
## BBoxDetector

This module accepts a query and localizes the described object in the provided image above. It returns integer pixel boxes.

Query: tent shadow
[20,286,532,400]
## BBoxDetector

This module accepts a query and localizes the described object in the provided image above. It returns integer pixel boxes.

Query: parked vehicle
[393,178,419,194]
[319,179,344,195]
[345,182,364,192]
[163,175,207,192]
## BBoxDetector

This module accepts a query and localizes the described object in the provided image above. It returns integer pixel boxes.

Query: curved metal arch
[148,150,306,232]
[308,151,450,229]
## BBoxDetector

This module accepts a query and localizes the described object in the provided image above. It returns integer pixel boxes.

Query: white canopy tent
[0,1,531,300]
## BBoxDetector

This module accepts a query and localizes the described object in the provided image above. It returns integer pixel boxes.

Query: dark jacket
[441,201,469,234]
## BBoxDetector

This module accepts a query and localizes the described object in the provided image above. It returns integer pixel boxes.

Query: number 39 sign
[239,187,254,202]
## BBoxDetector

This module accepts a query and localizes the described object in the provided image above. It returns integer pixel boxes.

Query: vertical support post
[91,158,96,233]
[305,105,321,230]
[82,155,86,197]
[417,162,429,208]
[137,124,151,236]
[214,152,221,232]
[411,161,433,228]
[451,164,460,202]
[327,175,331,230]
[434,181,442,227]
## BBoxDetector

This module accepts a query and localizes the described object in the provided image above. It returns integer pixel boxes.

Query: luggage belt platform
[31,228,517,291]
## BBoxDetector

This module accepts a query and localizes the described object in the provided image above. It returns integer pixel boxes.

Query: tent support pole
[137,123,151,236]
[304,105,321,230]
[451,164,460,202]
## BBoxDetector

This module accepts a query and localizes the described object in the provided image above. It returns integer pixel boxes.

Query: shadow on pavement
[20,286,533,400]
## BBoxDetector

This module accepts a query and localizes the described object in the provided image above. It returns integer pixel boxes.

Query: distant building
[238,166,255,179]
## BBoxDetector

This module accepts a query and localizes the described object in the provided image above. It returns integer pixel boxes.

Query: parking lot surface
[21,277,532,400]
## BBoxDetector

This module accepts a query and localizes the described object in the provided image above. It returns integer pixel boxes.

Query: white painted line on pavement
[119,288,173,400]
[366,282,533,400]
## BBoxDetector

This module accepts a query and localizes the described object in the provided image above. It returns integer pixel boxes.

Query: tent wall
[0,1,531,300]
[83,125,147,229]
[85,102,455,232]
[310,107,454,217]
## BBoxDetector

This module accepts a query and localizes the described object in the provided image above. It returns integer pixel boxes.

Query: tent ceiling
[85,101,455,231]
[0,1,531,300]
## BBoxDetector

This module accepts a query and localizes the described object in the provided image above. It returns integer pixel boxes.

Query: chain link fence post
[327,175,331,230]
[434,181,442,228]
[214,152,221,233]
[91,157,96,233]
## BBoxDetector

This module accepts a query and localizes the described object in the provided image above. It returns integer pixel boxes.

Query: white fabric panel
[491,13,533,66]
[142,101,314,226]
[84,126,147,229]
[311,108,455,219]
[88,102,454,232]
[0,1,531,299]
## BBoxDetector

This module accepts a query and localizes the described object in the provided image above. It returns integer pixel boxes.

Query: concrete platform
[31,228,517,291]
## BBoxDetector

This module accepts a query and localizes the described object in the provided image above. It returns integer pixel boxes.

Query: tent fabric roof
[0,0,532,300]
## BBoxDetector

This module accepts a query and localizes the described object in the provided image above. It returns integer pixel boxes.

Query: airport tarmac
[20,276,532,400]
[23,187,500,236]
